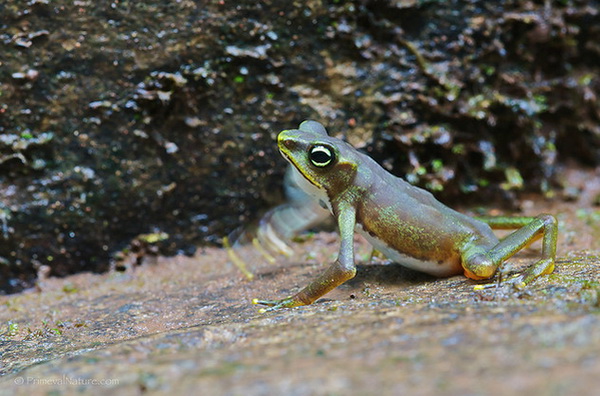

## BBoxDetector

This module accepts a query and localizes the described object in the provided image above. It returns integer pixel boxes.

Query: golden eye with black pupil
[309,145,335,168]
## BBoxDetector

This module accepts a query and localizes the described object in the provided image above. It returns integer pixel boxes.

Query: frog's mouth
[279,148,323,190]
[278,146,293,166]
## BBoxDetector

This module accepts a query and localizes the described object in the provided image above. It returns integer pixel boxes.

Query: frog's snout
[277,130,297,150]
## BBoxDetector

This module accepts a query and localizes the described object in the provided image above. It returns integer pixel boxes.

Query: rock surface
[1,191,599,395]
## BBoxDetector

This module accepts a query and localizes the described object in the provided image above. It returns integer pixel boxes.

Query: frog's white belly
[355,223,462,277]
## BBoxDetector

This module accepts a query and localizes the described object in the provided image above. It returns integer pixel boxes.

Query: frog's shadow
[345,262,436,287]
[256,261,436,288]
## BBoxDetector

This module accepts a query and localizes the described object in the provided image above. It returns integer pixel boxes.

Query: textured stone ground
[1,189,599,395]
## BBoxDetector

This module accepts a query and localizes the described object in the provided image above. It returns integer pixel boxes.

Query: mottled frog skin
[254,121,558,310]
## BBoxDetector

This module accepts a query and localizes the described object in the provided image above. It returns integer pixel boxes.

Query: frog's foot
[485,258,554,291]
[473,271,539,291]
[504,274,529,289]
[473,274,525,290]
[252,296,304,312]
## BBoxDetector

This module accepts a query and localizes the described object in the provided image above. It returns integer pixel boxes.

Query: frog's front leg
[461,214,558,288]
[254,205,357,311]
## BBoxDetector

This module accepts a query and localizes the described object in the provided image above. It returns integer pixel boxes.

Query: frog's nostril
[278,136,296,149]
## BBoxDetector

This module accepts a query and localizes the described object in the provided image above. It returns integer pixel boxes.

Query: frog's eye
[309,145,335,168]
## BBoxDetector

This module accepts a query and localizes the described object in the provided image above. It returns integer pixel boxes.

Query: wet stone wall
[0,0,598,293]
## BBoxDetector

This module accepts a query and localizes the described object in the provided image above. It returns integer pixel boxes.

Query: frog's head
[277,120,359,201]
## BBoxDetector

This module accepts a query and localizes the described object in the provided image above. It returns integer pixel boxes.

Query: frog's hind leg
[461,214,558,288]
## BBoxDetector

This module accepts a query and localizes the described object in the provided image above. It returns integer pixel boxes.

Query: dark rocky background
[1,0,599,293]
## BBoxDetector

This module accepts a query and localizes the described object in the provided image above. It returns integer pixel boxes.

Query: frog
[253,120,558,311]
